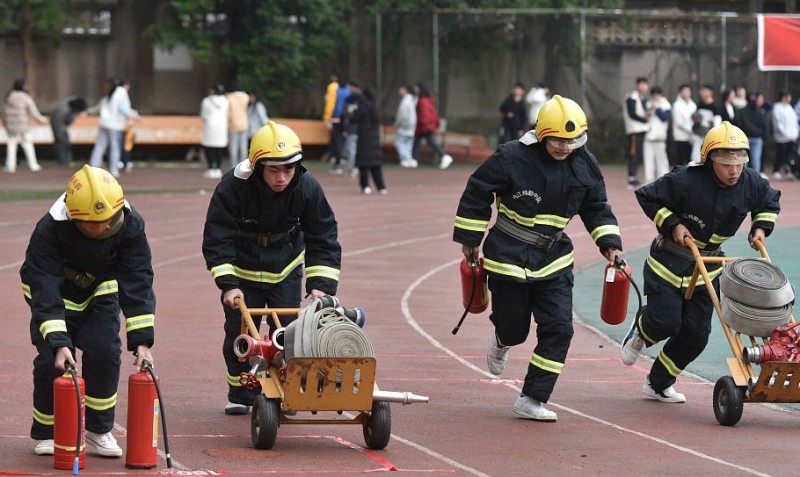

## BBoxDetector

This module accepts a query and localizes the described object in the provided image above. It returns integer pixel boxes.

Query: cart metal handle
[235,298,261,339]
[235,299,300,338]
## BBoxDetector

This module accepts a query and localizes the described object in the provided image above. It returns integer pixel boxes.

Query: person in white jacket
[771,91,799,180]
[671,84,696,166]
[524,83,549,129]
[643,87,671,183]
[200,83,230,179]
[394,83,418,168]
[88,78,138,177]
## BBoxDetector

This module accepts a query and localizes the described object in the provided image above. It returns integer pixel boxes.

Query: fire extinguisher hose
[142,360,172,469]
[615,257,643,321]
[66,365,81,476]
[452,250,479,335]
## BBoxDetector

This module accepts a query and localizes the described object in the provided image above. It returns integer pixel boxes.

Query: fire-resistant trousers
[488,273,574,403]
[639,269,716,393]
[30,295,122,440]
[222,267,302,406]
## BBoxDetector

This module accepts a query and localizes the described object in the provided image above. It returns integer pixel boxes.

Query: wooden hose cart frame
[236,300,427,450]
[684,238,797,426]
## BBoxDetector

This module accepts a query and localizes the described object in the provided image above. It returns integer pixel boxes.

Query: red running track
[1,161,800,476]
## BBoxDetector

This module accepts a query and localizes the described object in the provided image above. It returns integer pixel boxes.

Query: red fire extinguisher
[600,258,633,325]
[461,255,489,314]
[126,363,160,469]
[453,250,490,335]
[54,367,85,472]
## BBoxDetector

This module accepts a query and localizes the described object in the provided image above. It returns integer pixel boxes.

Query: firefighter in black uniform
[454,95,623,421]
[22,165,156,457]
[622,121,781,403]
[203,121,341,415]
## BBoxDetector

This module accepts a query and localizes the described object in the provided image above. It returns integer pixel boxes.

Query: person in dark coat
[499,82,528,144]
[734,93,769,177]
[50,96,87,166]
[350,87,387,195]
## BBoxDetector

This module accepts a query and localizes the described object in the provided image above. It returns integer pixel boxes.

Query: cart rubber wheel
[251,395,280,449]
[362,401,391,450]
[713,376,745,426]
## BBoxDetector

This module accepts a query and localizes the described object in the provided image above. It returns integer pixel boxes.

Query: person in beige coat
[3,79,47,173]
[226,81,250,169]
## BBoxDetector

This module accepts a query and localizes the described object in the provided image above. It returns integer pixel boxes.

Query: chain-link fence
[377,8,799,160]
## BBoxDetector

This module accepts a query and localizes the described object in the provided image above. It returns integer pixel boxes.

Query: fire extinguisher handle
[140,359,153,372]
[614,256,626,268]
[467,248,479,268]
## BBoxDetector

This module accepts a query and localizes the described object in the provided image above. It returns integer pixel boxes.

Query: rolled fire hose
[284,299,374,362]
[720,258,794,308]
[721,296,793,338]
[720,258,795,337]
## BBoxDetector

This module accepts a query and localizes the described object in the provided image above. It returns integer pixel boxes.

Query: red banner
[758,14,800,71]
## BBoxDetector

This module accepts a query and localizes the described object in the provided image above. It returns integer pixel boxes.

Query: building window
[62,10,111,36]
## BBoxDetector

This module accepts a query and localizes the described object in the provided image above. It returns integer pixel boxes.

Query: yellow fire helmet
[248,121,303,169]
[535,94,589,146]
[700,121,750,165]
[65,165,125,222]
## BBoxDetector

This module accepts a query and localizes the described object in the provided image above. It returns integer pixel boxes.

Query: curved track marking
[343,233,449,258]
[400,259,775,477]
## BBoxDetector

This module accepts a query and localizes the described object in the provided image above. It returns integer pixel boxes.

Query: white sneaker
[512,395,557,421]
[487,334,510,376]
[772,171,782,180]
[203,169,215,178]
[643,376,686,403]
[439,154,453,169]
[362,186,373,195]
[30,164,42,172]
[125,162,134,173]
[621,320,645,366]
[409,158,419,168]
[379,189,388,195]
[86,431,122,457]
[34,439,54,455]
[225,401,250,415]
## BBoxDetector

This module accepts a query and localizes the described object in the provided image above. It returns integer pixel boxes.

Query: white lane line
[400,259,774,477]
[0,259,23,271]
[342,233,449,258]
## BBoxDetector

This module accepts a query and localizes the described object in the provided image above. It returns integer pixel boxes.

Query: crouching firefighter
[21,165,156,457]
[453,95,623,421]
[622,121,780,403]
[202,121,342,415]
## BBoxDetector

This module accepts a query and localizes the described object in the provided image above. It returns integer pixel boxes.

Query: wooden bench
[380,126,488,159]
[0,116,331,147]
